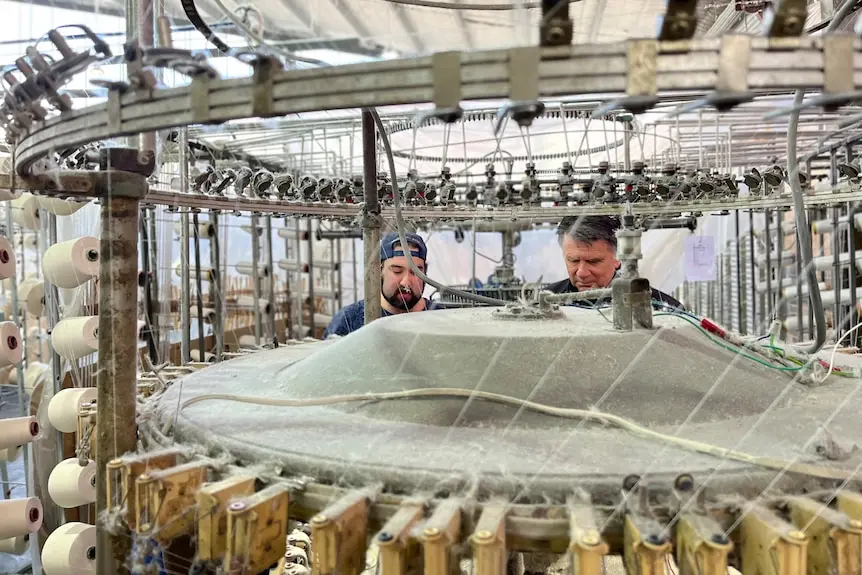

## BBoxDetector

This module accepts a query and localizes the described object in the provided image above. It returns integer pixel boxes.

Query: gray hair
[556,216,620,249]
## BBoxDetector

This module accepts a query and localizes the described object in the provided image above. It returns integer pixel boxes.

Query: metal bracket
[657,0,699,41]
[470,501,507,575]
[762,0,808,37]
[251,56,282,118]
[428,51,463,124]
[623,481,671,575]
[592,40,659,117]
[422,499,462,575]
[310,488,373,575]
[568,503,608,575]
[376,500,425,575]
[105,447,185,530]
[672,478,731,575]
[785,496,862,575]
[492,48,544,136]
[740,505,807,575]
[226,483,291,575]
[540,0,573,46]
[135,460,210,541]
[191,75,212,124]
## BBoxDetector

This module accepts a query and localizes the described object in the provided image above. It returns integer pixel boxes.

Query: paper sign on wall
[684,235,716,281]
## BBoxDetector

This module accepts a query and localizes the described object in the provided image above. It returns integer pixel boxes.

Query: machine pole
[362,110,381,325]
[95,192,140,575]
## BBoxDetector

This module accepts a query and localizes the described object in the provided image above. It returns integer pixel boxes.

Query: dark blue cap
[380,232,427,262]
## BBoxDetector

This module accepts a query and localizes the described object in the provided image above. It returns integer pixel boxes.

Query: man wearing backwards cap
[324,232,435,337]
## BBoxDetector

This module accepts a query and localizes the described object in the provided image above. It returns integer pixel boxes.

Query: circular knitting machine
[6,4,862,575]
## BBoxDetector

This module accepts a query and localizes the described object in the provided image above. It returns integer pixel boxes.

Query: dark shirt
[324,298,435,338]
[543,277,684,310]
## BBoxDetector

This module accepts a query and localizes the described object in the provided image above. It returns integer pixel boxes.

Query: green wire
[654,312,803,372]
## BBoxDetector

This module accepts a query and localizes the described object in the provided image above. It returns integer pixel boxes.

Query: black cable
[180,0,231,55]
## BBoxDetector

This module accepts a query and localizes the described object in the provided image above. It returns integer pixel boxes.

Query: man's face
[381,244,426,310]
[561,236,619,290]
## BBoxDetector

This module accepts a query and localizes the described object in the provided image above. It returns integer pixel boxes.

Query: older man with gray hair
[545,215,683,309]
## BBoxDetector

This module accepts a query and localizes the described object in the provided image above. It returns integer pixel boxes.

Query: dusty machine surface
[155,306,862,499]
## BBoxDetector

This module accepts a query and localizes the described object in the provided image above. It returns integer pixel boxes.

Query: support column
[96,192,140,575]
[362,110,381,325]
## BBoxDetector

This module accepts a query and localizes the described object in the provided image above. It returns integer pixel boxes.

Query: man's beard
[382,284,421,310]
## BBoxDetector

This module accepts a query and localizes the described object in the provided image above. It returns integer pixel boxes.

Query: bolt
[229,501,247,512]
[646,534,665,546]
[790,530,806,540]
[311,514,328,525]
[423,527,440,538]
[377,532,393,543]
[711,534,729,545]
[850,519,862,529]
[582,531,600,546]
[674,474,694,492]
[474,530,493,541]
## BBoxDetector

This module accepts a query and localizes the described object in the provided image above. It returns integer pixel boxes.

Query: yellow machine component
[838,491,862,521]
[786,496,862,575]
[421,499,462,575]
[106,447,185,530]
[470,501,508,575]
[226,483,291,575]
[674,513,732,575]
[134,460,211,541]
[740,505,808,575]
[375,500,425,575]
[310,489,371,575]
[623,514,672,575]
[197,474,257,562]
[568,504,609,575]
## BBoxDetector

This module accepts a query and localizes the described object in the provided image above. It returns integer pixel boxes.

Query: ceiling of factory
[15,0,845,58]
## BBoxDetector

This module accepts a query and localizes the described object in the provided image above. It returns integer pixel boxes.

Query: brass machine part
[421,499,462,575]
[375,500,425,575]
[470,501,507,575]
[568,504,609,575]
[740,505,808,575]
[311,489,372,575]
[838,491,862,521]
[674,513,732,575]
[197,474,257,562]
[785,496,862,575]
[226,483,291,575]
[135,460,211,541]
[106,447,185,530]
[623,514,672,575]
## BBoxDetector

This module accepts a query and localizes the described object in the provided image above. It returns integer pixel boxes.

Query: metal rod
[210,210,223,359]
[833,205,842,338]
[179,129,191,363]
[294,220,304,337]
[147,207,159,353]
[362,110,382,325]
[735,210,743,333]
[336,237,343,309]
[95,194,139,575]
[250,214,262,343]
[307,218,316,334]
[749,209,756,333]
[796,210,804,342]
[138,208,157,361]
[264,215,275,342]
[192,211,205,359]
[765,209,773,319]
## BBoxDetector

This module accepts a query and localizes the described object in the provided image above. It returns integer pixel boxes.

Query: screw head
[423,527,440,538]
[711,534,729,545]
[790,530,806,540]
[674,474,694,492]
[311,514,327,525]
[475,530,493,541]
[229,501,246,512]
[377,531,393,543]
